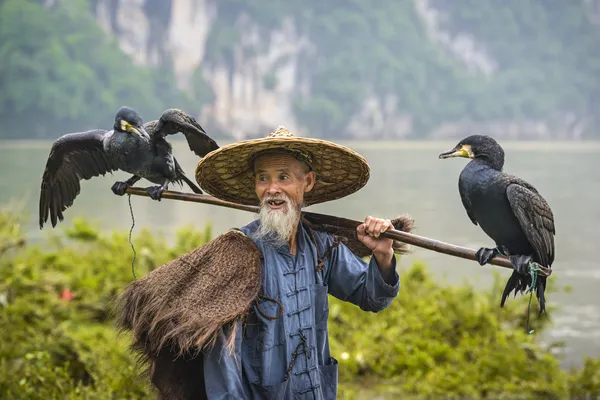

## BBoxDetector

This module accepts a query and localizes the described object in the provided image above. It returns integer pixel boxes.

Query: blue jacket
[202,219,400,399]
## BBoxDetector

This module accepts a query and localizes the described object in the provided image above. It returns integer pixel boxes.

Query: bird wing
[148,108,219,158]
[39,129,118,229]
[458,177,477,225]
[505,180,556,267]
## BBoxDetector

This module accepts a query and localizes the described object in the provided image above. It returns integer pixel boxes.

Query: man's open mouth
[267,199,286,207]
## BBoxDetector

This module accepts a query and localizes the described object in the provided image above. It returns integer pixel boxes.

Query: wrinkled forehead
[251,149,312,173]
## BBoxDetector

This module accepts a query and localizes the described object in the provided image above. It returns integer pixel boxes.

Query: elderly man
[191,126,402,399]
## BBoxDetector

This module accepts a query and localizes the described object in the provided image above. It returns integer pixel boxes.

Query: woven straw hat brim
[195,134,370,206]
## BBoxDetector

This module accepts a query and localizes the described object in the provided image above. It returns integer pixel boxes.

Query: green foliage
[0,210,211,399]
[0,208,598,399]
[0,0,208,138]
[329,264,567,399]
[431,0,600,134]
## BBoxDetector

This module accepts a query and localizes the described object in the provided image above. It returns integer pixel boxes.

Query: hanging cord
[255,295,284,320]
[284,331,309,381]
[525,261,541,335]
[127,194,137,280]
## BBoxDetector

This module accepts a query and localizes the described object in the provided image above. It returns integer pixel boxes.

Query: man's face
[252,152,316,244]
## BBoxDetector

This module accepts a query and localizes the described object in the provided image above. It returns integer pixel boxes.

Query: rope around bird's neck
[127,194,137,280]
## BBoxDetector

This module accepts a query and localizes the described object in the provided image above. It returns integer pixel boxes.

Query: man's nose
[266,182,281,195]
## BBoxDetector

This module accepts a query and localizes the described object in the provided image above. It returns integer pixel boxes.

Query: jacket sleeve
[202,321,248,400]
[322,234,400,312]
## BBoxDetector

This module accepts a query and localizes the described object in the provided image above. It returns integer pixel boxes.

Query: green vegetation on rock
[206,1,600,139]
[431,0,600,131]
[0,207,598,399]
[1,0,599,140]
[0,0,206,139]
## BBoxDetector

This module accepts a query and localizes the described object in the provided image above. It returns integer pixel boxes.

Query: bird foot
[475,247,500,266]
[146,185,165,201]
[508,254,534,276]
[111,181,130,196]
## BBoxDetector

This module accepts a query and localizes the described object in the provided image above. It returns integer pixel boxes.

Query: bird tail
[501,269,526,307]
[173,157,203,194]
[500,269,547,315]
[179,174,203,194]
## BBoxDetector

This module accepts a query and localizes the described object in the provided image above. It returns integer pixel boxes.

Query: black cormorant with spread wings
[39,106,219,229]
[438,135,555,315]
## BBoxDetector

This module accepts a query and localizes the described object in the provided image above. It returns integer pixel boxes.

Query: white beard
[252,194,301,247]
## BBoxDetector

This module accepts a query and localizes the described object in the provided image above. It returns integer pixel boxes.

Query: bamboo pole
[123,187,552,277]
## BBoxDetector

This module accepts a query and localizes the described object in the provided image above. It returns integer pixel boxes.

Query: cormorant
[39,106,219,229]
[438,135,555,315]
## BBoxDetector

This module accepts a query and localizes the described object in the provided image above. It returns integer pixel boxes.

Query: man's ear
[304,171,316,193]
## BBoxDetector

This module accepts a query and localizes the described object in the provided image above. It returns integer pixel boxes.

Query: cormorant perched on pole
[438,135,556,315]
[39,106,219,229]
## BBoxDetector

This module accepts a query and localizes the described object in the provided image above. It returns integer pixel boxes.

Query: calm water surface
[1,139,598,369]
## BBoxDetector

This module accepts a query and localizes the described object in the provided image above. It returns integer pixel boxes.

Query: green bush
[0,208,598,399]
[0,209,212,399]
[330,266,575,399]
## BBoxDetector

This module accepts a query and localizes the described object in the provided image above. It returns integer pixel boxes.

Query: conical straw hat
[195,126,370,206]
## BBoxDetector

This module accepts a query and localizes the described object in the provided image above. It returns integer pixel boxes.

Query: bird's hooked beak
[439,144,474,159]
[130,125,150,140]
[120,119,150,139]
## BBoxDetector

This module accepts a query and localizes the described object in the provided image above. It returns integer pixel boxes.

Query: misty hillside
[1,0,599,140]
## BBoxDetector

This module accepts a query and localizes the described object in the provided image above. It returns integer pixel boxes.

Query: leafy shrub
[330,265,568,399]
[0,210,211,399]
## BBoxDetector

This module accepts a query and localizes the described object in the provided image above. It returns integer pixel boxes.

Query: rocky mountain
[2,0,599,140]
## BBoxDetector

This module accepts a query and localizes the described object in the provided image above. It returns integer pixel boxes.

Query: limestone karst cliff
[2,0,599,139]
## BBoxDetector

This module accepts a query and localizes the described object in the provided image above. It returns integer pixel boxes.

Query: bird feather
[505,180,555,267]
[147,108,219,158]
[458,175,478,225]
[39,129,118,229]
